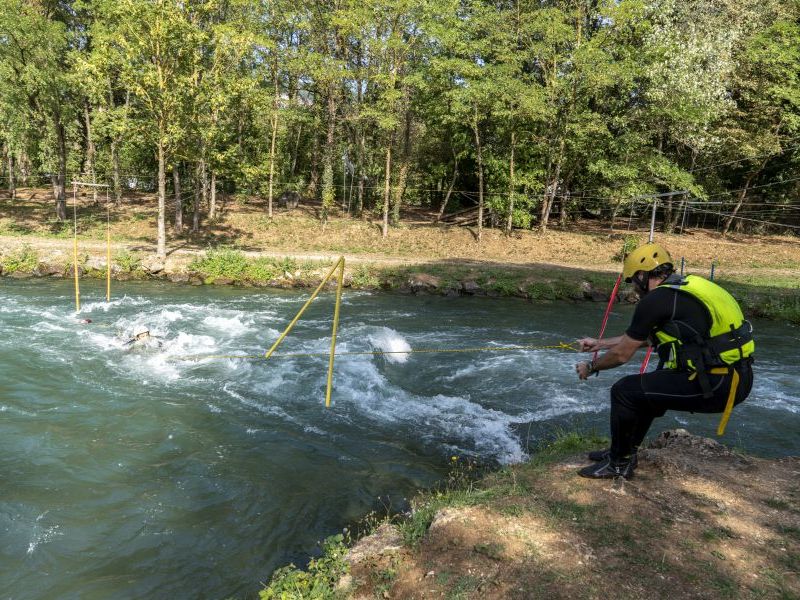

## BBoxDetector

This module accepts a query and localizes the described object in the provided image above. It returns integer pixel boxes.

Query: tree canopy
[1,0,798,252]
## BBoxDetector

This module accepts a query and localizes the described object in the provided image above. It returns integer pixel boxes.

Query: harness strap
[709,366,740,436]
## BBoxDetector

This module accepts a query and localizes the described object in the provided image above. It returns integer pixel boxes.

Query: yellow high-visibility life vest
[653,275,755,371]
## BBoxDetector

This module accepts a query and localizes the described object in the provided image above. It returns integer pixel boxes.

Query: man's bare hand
[577,337,602,352]
[575,361,593,380]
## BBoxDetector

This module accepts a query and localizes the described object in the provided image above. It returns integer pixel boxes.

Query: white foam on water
[80,295,150,314]
[334,357,529,464]
[202,315,254,335]
[26,513,63,555]
[368,327,412,364]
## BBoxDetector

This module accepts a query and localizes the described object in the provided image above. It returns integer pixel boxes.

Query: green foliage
[1,244,38,273]
[259,534,348,600]
[350,265,379,289]
[189,248,312,283]
[614,235,642,262]
[114,250,142,273]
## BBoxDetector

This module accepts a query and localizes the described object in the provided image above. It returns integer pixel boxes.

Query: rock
[347,523,404,565]
[189,276,203,286]
[9,270,32,278]
[462,280,482,295]
[85,256,107,271]
[620,287,639,304]
[581,280,607,302]
[639,429,754,475]
[213,277,234,285]
[408,273,441,294]
[66,265,85,277]
[35,262,64,277]
[141,256,165,274]
[168,272,190,283]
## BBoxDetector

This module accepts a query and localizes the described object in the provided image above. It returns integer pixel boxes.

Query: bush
[2,244,39,274]
[259,534,349,600]
[613,235,641,261]
[350,264,379,289]
[190,248,249,282]
[115,250,142,272]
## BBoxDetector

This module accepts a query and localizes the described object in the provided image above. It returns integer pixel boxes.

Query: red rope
[593,274,622,362]
[640,346,653,374]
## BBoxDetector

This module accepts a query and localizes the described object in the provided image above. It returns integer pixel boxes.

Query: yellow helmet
[623,243,673,281]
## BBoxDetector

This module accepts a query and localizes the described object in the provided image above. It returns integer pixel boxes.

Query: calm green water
[1,279,798,598]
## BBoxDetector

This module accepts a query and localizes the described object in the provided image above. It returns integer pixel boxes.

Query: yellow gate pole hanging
[72,183,81,312]
[264,257,345,359]
[325,257,346,407]
[262,256,346,407]
[106,186,111,302]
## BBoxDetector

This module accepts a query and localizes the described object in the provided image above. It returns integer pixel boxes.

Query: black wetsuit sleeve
[625,288,675,341]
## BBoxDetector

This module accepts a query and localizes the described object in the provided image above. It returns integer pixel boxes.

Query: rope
[170,341,580,363]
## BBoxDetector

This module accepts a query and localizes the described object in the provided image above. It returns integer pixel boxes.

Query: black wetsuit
[608,286,753,460]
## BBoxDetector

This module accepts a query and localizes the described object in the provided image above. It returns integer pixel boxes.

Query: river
[1,279,797,598]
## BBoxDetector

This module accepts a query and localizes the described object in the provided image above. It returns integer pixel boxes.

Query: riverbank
[261,429,800,599]
[1,234,798,323]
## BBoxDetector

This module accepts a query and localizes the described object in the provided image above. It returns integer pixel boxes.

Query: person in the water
[125,326,162,349]
[574,242,754,480]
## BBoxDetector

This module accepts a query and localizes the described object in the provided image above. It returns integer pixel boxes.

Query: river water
[1,279,797,599]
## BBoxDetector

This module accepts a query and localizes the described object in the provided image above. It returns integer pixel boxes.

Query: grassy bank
[258,430,800,599]
[2,242,798,324]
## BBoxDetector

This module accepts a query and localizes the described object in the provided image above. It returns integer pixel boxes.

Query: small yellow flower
[451,456,458,461]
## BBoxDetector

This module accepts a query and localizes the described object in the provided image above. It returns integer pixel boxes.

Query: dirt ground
[1,188,799,283]
[343,430,800,599]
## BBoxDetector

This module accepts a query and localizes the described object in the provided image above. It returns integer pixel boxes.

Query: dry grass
[2,188,799,282]
[344,431,800,599]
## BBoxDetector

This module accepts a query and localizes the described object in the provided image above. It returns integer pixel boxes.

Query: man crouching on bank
[574,243,754,480]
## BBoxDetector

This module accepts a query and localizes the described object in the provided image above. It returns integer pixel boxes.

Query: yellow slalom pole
[264,257,345,360]
[325,258,346,407]
[72,184,81,312]
[106,188,111,302]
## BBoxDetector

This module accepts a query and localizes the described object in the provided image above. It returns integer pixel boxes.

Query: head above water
[622,242,674,295]
[133,326,151,340]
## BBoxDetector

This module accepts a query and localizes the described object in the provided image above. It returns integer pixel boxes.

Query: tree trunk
[722,157,769,235]
[382,144,392,238]
[209,171,216,220]
[6,146,15,200]
[391,104,412,225]
[541,137,565,232]
[83,100,98,204]
[111,140,122,203]
[267,109,278,219]
[173,165,182,233]
[472,108,484,242]
[506,131,515,234]
[200,159,208,222]
[157,140,167,258]
[356,130,366,215]
[53,110,67,221]
[436,154,458,222]
[192,163,201,233]
[321,90,337,223]
[722,177,753,236]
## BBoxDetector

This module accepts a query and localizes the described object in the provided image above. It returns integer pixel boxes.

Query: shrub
[190,248,249,282]
[613,235,641,261]
[259,534,349,600]
[115,250,142,272]
[350,264,379,289]
[2,244,39,274]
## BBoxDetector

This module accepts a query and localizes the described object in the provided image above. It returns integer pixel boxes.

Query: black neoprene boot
[578,456,636,480]
[587,448,638,468]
